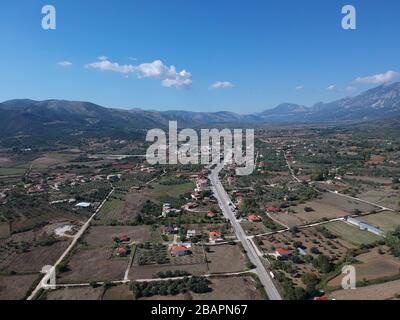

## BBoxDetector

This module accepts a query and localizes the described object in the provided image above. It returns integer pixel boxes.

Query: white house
[347,217,384,237]
[75,202,92,209]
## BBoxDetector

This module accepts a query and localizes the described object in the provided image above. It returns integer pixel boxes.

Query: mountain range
[1,82,400,138]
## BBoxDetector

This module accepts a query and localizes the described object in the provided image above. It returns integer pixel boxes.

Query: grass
[324,221,382,245]
[362,211,400,233]
[151,181,195,201]
[0,167,26,176]
[96,193,125,222]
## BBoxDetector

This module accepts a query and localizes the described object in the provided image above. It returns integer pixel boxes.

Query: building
[207,211,217,218]
[186,202,198,210]
[163,226,179,235]
[107,174,122,182]
[275,248,292,259]
[314,296,330,301]
[116,247,128,257]
[297,247,307,256]
[170,245,191,257]
[209,231,224,243]
[248,215,262,222]
[266,207,281,213]
[186,230,196,238]
[346,217,385,237]
[75,202,92,209]
[191,192,199,200]
[196,178,209,192]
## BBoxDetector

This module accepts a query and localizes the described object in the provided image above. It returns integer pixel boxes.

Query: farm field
[1,241,70,273]
[0,274,39,300]
[58,247,129,283]
[362,212,400,233]
[45,286,104,300]
[130,244,208,280]
[324,221,382,246]
[191,276,263,300]
[358,188,400,211]
[0,167,26,176]
[139,276,263,300]
[267,212,304,228]
[130,262,208,280]
[330,279,400,300]
[31,155,74,169]
[291,192,379,225]
[257,227,352,287]
[328,248,400,288]
[102,284,133,300]
[84,225,153,247]
[205,244,248,274]
[94,180,192,225]
[95,192,126,224]
[0,223,10,239]
[241,220,273,236]
[150,181,195,203]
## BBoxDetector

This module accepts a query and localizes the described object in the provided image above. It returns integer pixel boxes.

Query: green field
[151,181,195,201]
[324,221,382,245]
[96,192,125,222]
[0,167,26,176]
[362,211,400,234]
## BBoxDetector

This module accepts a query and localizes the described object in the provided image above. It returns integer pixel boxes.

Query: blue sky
[0,0,399,113]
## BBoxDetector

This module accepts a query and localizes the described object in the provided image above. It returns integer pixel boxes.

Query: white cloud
[98,56,108,61]
[346,85,357,92]
[354,70,400,84]
[85,59,134,74]
[295,85,304,91]
[58,61,72,67]
[327,85,337,91]
[209,81,235,90]
[85,58,192,89]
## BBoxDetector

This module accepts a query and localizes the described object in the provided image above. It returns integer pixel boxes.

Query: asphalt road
[209,164,282,301]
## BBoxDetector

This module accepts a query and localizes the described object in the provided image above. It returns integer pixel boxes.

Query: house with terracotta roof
[275,248,292,258]
[186,202,198,209]
[209,231,224,243]
[116,247,128,257]
[266,207,281,213]
[314,296,330,300]
[170,245,191,257]
[248,215,262,222]
[207,211,217,218]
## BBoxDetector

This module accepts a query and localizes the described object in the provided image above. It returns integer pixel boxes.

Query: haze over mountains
[1,82,400,137]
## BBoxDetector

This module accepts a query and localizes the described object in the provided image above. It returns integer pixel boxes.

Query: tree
[301,272,320,288]
[386,226,400,257]
[314,255,333,273]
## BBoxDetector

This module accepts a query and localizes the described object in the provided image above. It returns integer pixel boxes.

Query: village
[0,123,400,300]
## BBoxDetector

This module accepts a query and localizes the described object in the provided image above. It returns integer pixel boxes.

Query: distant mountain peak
[1,82,400,139]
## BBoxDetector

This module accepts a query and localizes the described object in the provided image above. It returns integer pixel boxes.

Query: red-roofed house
[266,207,281,213]
[209,231,224,243]
[275,248,292,258]
[186,202,198,209]
[314,296,330,301]
[119,234,130,242]
[248,215,262,222]
[170,245,191,257]
[116,247,128,257]
[207,212,217,218]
